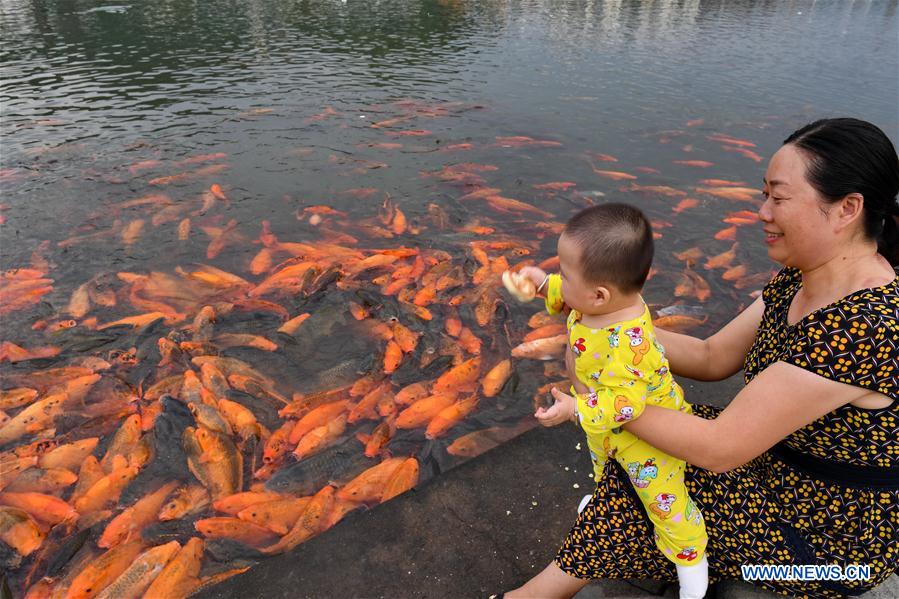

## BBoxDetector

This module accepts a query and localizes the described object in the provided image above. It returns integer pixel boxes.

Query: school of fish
[1,103,778,598]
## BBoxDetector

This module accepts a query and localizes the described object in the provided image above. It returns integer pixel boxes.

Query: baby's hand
[519,266,549,296]
[502,269,537,302]
[534,387,576,427]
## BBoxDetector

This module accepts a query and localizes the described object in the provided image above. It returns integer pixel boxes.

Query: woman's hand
[535,387,576,426]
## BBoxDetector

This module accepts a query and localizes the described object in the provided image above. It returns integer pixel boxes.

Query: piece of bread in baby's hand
[502,270,536,302]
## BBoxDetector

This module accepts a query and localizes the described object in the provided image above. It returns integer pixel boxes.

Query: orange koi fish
[527,311,560,329]
[5,466,77,494]
[714,225,737,241]
[481,359,512,397]
[39,437,99,471]
[533,181,576,191]
[66,540,144,599]
[74,465,140,515]
[483,195,553,218]
[158,485,210,521]
[144,537,204,599]
[213,333,277,352]
[386,129,432,137]
[93,541,182,599]
[358,417,396,458]
[654,314,709,333]
[493,136,561,148]
[722,146,764,162]
[707,133,757,148]
[0,491,78,526]
[432,357,480,392]
[447,423,532,458]
[622,183,687,197]
[380,457,419,502]
[177,218,191,240]
[425,395,479,439]
[704,243,739,270]
[97,312,168,330]
[0,393,67,445]
[673,160,713,168]
[293,414,347,459]
[722,264,748,281]
[237,497,312,535]
[674,268,712,302]
[396,392,459,429]
[634,166,661,174]
[183,426,243,500]
[148,163,228,185]
[177,152,228,166]
[511,334,567,360]
[395,381,430,406]
[68,282,92,318]
[673,246,703,263]
[593,169,637,181]
[694,186,762,202]
[195,517,280,548]
[99,481,179,548]
[672,198,700,213]
[209,183,227,200]
[128,159,163,175]
[0,387,38,410]
[0,506,44,556]
[348,383,391,424]
[699,178,748,187]
[0,342,60,363]
[336,459,406,505]
[260,485,335,554]
[288,400,350,444]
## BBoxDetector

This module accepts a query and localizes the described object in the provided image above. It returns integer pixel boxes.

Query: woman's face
[759,144,837,269]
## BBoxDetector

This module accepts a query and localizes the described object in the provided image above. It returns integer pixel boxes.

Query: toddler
[507,203,708,599]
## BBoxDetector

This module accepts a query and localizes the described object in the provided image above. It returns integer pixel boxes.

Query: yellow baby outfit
[545,274,708,566]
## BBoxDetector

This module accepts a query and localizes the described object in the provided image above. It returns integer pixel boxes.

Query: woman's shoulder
[823,267,899,328]
[761,266,801,304]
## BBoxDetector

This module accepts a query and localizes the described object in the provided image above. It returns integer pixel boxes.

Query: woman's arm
[622,361,870,472]
[655,295,764,381]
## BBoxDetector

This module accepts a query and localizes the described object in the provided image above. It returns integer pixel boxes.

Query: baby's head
[557,203,654,315]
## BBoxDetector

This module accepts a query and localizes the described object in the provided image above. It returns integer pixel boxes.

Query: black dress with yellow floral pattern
[556,267,899,597]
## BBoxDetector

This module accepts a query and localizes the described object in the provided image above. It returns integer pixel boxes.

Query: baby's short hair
[563,203,654,294]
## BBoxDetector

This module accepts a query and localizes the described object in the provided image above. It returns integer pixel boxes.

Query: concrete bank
[197,375,897,598]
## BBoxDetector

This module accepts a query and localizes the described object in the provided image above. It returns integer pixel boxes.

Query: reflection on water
[0,0,897,594]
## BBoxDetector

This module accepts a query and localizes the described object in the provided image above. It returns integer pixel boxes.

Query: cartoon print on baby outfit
[607,326,621,348]
[624,365,643,378]
[677,546,699,562]
[685,497,703,527]
[625,326,651,365]
[602,436,616,459]
[614,395,635,422]
[649,492,676,520]
[572,337,586,356]
[628,458,658,488]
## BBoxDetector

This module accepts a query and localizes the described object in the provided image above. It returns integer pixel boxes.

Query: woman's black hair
[784,118,899,266]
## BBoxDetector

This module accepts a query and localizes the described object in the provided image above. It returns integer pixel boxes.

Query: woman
[508,118,899,598]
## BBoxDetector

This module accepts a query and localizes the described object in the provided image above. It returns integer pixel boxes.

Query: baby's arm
[555,386,647,437]
[535,344,591,427]
[519,267,567,314]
